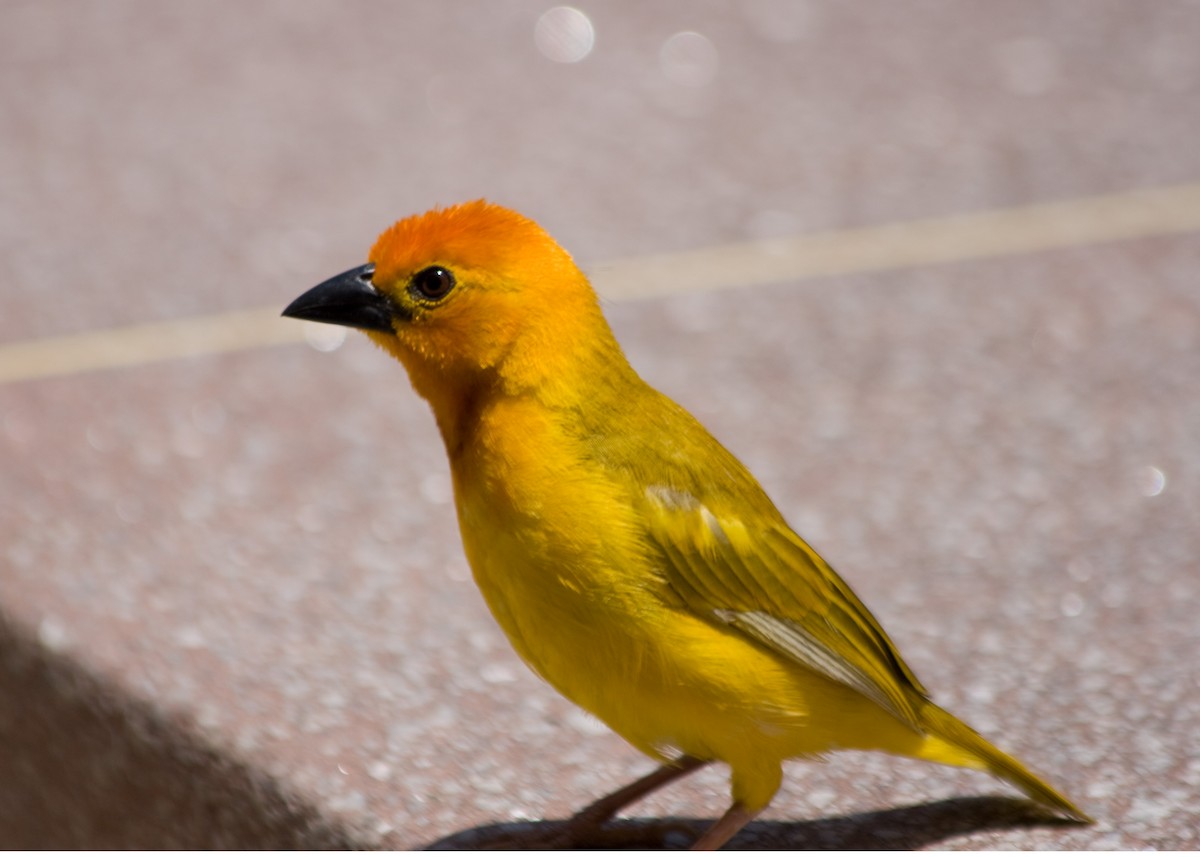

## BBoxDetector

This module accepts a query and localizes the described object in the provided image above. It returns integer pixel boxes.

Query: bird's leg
[690,801,758,851]
[542,755,709,847]
[575,755,709,828]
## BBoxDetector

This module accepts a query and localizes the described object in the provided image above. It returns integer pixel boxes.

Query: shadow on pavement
[426,794,1084,850]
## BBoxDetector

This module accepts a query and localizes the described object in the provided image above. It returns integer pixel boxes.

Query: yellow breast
[447,396,908,795]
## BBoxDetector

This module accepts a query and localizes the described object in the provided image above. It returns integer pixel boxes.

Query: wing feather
[641,488,928,730]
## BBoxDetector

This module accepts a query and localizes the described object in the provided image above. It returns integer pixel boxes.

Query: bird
[282,200,1089,849]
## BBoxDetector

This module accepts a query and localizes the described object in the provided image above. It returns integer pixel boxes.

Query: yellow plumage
[283,200,1088,848]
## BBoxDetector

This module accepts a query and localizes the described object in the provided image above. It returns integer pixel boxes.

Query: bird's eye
[411,266,456,301]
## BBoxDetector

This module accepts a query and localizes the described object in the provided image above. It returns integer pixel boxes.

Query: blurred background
[1,0,1198,848]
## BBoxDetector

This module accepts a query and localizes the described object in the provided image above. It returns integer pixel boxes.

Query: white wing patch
[644,484,923,730]
[712,609,920,730]
[645,484,699,511]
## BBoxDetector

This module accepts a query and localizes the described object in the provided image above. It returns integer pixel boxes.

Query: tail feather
[918,702,1093,823]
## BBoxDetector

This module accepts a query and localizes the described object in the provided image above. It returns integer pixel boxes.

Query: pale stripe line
[590,181,1200,299]
[2,182,1200,385]
[0,307,302,385]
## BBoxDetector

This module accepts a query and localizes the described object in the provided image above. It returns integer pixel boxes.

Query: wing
[640,484,930,730]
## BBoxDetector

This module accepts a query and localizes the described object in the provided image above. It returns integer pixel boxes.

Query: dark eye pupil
[413,266,455,300]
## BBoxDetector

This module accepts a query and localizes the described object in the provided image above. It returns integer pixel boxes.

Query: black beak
[282,263,396,333]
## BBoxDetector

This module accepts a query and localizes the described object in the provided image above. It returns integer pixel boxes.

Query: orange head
[283,201,629,439]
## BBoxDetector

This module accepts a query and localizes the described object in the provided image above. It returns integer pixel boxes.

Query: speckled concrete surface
[2,1,1199,850]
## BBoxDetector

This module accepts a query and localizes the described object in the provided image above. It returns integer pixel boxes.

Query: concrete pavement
[2,2,1198,847]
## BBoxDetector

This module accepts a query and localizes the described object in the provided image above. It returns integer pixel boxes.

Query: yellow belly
[455,483,926,809]
[449,399,929,811]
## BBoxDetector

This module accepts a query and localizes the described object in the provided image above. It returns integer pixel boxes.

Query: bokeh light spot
[535,7,595,64]
[1138,465,1166,497]
[304,322,347,352]
[1060,592,1085,618]
[660,31,719,87]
